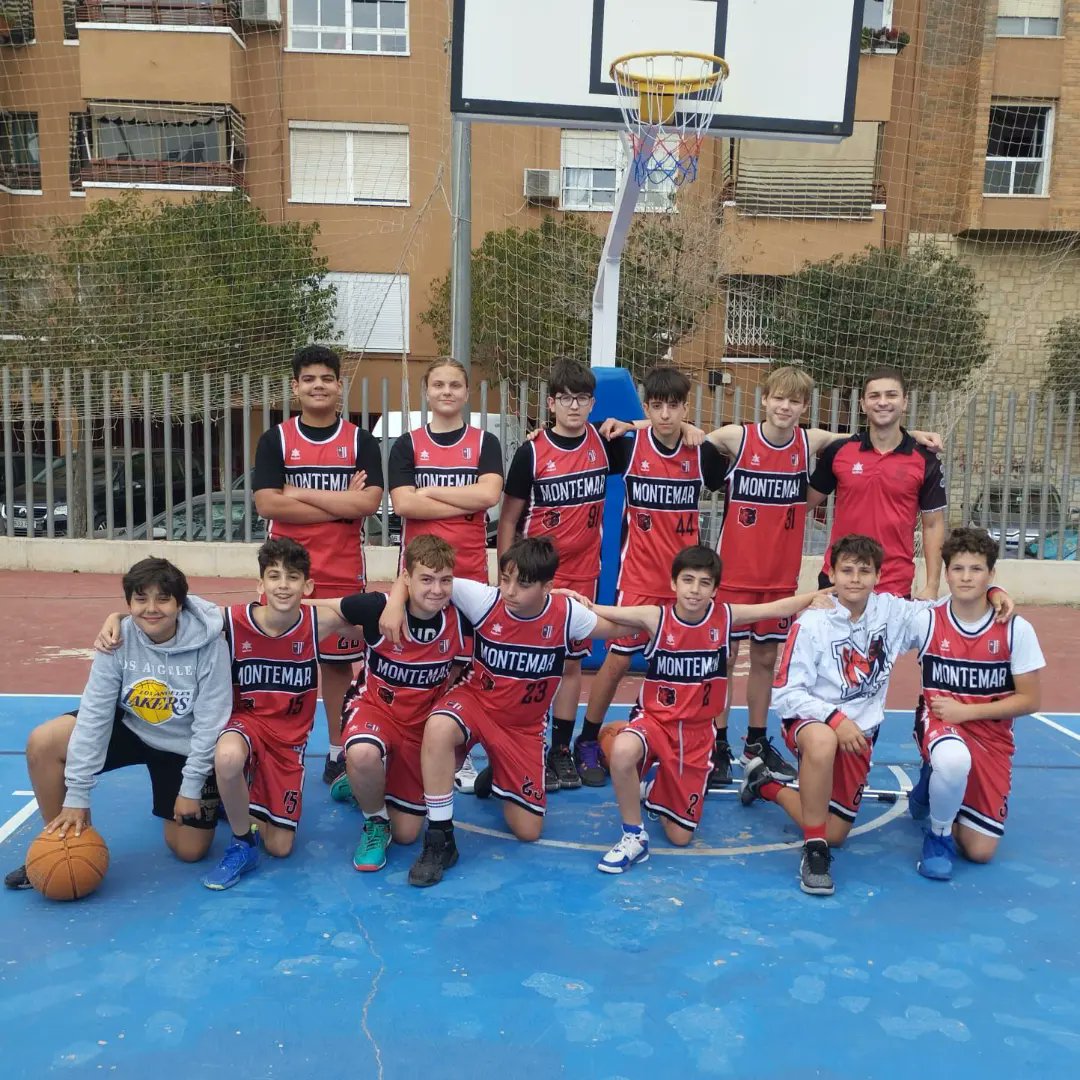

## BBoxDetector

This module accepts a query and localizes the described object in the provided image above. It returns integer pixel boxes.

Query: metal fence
[1,366,1076,561]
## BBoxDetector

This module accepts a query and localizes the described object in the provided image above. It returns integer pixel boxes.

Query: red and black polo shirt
[810,429,947,597]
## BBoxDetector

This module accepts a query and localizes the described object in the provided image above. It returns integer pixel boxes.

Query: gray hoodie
[64,594,232,809]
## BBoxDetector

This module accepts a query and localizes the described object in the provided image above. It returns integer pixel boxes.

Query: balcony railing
[81,159,245,189]
[724,163,882,220]
[0,162,42,191]
[75,0,240,28]
[0,0,35,44]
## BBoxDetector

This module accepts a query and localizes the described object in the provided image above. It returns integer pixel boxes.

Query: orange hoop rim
[609,50,730,95]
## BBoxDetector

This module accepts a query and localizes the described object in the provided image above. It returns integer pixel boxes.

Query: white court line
[0,796,38,845]
[456,765,912,857]
[1033,712,1080,744]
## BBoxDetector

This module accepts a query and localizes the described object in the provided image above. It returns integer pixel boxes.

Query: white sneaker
[454,752,479,794]
[597,830,650,874]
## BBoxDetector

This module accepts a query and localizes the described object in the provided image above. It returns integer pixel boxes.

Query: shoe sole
[738,756,765,806]
[554,774,581,790]
[454,777,477,794]
[917,861,952,881]
[597,851,649,875]
[203,867,256,891]
[799,880,835,896]
[408,848,459,888]
[354,838,391,873]
[577,772,606,788]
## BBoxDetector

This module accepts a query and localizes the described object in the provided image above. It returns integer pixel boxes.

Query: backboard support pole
[450,117,473,381]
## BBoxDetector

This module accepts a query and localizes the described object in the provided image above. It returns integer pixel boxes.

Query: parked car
[1,449,206,536]
[0,453,46,507]
[969,482,1064,557]
[1025,528,1077,561]
[119,491,266,543]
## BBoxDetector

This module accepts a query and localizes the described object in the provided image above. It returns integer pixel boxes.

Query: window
[63,0,77,40]
[997,2,1059,36]
[289,123,408,204]
[724,276,778,359]
[560,131,674,212]
[0,0,34,45]
[69,113,90,190]
[325,272,409,353]
[289,0,408,54]
[0,112,40,192]
[984,103,1053,196]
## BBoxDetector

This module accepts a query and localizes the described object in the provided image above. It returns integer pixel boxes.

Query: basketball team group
[6,347,1045,899]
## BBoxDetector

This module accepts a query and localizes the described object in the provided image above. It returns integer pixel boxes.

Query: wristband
[825,710,847,730]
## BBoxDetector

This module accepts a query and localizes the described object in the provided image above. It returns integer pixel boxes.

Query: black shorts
[66,709,218,828]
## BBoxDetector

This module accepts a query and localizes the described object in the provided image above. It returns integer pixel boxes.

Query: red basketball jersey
[617,429,706,596]
[521,426,607,575]
[919,605,1016,750]
[638,601,731,725]
[352,605,469,729]
[718,424,809,591]
[400,425,488,583]
[462,592,573,726]
[269,417,365,590]
[227,602,320,747]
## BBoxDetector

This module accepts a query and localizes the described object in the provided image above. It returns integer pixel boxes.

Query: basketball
[597,721,630,772]
[25,826,110,901]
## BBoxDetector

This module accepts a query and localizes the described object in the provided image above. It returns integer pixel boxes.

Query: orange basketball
[25,826,110,901]
[597,721,630,772]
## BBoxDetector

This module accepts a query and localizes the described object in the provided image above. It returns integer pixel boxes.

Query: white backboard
[451,0,864,141]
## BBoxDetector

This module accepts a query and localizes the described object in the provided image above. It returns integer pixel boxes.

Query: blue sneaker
[917,830,956,881]
[597,829,649,874]
[203,832,259,891]
[908,761,931,821]
[330,772,357,806]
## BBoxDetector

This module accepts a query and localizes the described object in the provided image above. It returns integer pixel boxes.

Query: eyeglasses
[553,394,594,409]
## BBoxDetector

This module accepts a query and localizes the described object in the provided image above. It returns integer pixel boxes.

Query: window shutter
[290,128,349,202]
[352,130,409,202]
[561,129,621,170]
[327,272,409,353]
[998,1,1060,17]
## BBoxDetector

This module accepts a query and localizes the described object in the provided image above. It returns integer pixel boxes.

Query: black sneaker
[547,744,580,791]
[408,829,459,888]
[800,840,834,896]
[322,753,347,785]
[573,738,606,788]
[545,758,561,794]
[739,756,770,806]
[473,765,493,799]
[742,736,797,781]
[4,864,31,890]
[707,740,733,791]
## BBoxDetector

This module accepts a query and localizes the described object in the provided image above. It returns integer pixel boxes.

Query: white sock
[366,804,389,823]
[425,791,454,822]
[928,738,972,836]
[328,744,344,762]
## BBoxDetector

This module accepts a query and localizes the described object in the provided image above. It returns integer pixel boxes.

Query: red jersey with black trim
[269,417,366,590]
[637,601,731,725]
[521,426,607,575]
[353,606,469,729]
[400,425,488,582]
[618,429,706,596]
[918,605,1016,751]
[719,424,809,591]
[227,603,320,747]
[462,592,573,726]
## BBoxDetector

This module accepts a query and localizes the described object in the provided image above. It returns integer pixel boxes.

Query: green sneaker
[330,772,357,806]
[352,818,391,872]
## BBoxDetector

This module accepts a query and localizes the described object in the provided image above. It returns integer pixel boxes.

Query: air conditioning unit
[523,168,561,201]
[240,0,281,24]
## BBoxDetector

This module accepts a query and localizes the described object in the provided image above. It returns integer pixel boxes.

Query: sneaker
[4,864,31,890]
[707,740,733,791]
[352,818,392,873]
[573,738,606,787]
[597,829,650,874]
[473,765,493,799]
[917,830,957,881]
[454,752,479,794]
[908,761,931,822]
[330,772,358,806]
[203,832,259,891]
[739,756,770,806]
[408,828,459,888]
[545,757,561,794]
[322,753,346,785]
[800,840,834,896]
[547,744,581,791]
[742,736,797,781]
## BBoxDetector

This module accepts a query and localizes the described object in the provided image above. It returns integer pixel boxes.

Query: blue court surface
[2,694,1079,1079]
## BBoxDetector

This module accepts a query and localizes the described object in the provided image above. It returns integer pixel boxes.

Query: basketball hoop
[610,51,729,187]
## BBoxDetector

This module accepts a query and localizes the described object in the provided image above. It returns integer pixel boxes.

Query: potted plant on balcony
[861,26,911,55]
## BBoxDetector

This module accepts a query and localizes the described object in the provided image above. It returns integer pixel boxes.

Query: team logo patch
[290,449,301,460]
[791,453,800,466]
[480,673,496,692]
[681,461,690,473]
[463,447,472,461]
[852,462,864,475]
[378,686,395,705]
[338,446,348,459]
[751,453,761,466]
[544,460,557,472]
[989,640,1000,655]
[657,686,677,707]
[292,641,304,655]
[241,641,252,653]
[738,506,758,527]
[833,630,890,702]
[666,633,676,646]
[491,622,503,636]
[640,460,651,472]
[587,449,596,463]
[542,509,561,529]
[710,628,719,643]
[439,639,450,654]
[420,450,430,461]
[636,512,652,532]
[542,625,553,639]
[939,638,951,651]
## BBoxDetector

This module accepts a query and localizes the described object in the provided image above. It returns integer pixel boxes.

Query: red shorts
[222,718,306,831]
[717,586,794,643]
[915,716,1012,838]
[554,574,597,660]
[341,701,426,816]
[432,686,547,816]
[311,581,366,663]
[624,713,712,831]
[609,590,670,654]
[782,718,875,823]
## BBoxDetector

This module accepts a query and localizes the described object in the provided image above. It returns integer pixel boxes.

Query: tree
[421,199,728,387]
[1045,315,1080,398]
[765,244,990,392]
[0,192,337,377]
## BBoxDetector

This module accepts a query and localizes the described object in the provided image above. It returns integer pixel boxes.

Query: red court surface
[0,569,1070,707]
